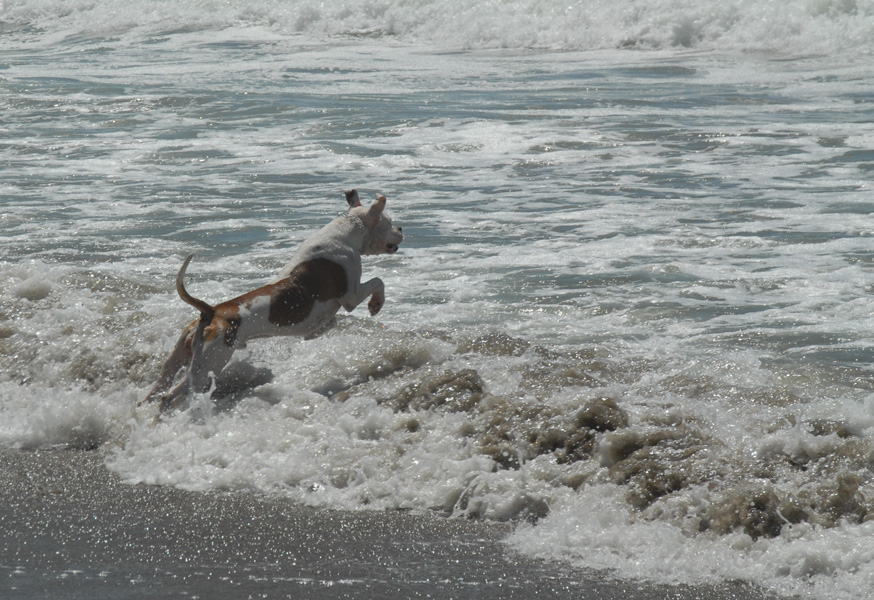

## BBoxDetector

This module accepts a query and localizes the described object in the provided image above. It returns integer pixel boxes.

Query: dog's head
[345,189,403,255]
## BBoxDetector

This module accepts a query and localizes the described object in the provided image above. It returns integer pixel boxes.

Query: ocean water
[3,0,874,597]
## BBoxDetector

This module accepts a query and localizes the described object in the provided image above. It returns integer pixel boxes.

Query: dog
[140,190,403,412]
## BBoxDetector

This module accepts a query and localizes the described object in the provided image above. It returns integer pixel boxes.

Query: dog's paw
[368,293,384,316]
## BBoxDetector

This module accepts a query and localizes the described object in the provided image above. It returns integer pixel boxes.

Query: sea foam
[2,0,872,55]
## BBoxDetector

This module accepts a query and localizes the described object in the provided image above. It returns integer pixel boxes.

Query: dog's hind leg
[158,322,237,413]
[139,324,196,406]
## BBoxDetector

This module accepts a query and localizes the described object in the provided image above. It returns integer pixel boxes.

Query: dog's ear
[363,195,386,226]
[345,189,361,208]
[369,195,386,215]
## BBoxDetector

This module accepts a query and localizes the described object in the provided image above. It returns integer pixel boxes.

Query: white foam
[12,277,52,301]
[0,382,134,450]
[2,0,873,55]
[509,491,874,600]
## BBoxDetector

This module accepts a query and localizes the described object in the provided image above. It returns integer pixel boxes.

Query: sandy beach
[0,448,775,600]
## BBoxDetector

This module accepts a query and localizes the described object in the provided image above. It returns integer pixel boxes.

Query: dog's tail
[176,253,216,322]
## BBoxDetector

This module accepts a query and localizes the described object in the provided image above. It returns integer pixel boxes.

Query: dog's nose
[398,227,402,233]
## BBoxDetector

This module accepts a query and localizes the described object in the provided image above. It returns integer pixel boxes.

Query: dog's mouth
[385,243,400,253]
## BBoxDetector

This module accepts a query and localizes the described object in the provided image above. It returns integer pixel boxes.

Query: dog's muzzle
[386,227,402,253]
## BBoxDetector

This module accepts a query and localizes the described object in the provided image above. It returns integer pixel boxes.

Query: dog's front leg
[341,277,385,315]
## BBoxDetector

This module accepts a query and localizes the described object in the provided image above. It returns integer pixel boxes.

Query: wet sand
[0,448,775,600]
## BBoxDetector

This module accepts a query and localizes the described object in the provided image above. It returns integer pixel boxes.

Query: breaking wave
[2,0,873,55]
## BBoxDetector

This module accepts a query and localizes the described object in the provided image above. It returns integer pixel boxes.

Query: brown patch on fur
[186,258,348,349]
[199,311,240,345]
[202,321,222,343]
[182,320,198,352]
[269,258,347,326]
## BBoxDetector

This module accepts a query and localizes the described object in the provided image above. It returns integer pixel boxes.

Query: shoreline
[0,448,774,599]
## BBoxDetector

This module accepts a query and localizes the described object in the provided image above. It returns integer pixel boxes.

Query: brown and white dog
[140,190,403,412]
